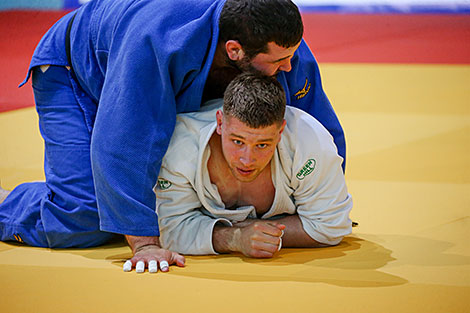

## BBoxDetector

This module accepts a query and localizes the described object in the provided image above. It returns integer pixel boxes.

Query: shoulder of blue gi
[277,39,346,171]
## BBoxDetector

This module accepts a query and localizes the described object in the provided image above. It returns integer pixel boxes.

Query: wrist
[212,225,240,253]
[134,243,161,254]
[125,235,161,254]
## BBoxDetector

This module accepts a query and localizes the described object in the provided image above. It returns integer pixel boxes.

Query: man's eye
[233,140,243,145]
[257,143,268,149]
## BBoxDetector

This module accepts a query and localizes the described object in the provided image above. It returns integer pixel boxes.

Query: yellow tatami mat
[1,63,469,313]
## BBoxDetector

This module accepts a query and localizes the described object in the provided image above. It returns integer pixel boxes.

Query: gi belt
[65,13,77,76]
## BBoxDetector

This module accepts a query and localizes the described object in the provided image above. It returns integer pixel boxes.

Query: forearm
[212,225,241,254]
[213,221,284,258]
[270,214,328,248]
[125,235,161,254]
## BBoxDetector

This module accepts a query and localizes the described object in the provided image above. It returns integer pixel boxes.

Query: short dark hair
[223,73,286,128]
[219,0,303,58]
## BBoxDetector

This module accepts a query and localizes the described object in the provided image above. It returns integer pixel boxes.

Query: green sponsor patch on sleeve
[296,158,316,180]
[157,178,172,190]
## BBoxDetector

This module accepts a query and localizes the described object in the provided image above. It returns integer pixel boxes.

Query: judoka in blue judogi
[0,0,346,272]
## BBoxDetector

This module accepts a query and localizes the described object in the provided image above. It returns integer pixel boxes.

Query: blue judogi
[0,0,345,248]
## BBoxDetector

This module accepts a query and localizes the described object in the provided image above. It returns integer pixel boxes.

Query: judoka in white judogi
[155,100,352,255]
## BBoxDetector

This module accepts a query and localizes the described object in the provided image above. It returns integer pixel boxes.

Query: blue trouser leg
[0,183,49,246]
[0,65,115,248]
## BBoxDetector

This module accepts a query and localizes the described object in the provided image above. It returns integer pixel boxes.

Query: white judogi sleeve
[280,107,352,245]
[156,166,231,255]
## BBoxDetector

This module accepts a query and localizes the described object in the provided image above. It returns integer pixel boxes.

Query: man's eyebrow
[230,133,275,142]
[273,55,292,63]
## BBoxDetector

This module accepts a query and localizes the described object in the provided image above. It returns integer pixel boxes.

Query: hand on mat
[233,220,285,258]
[123,245,185,273]
[124,235,185,273]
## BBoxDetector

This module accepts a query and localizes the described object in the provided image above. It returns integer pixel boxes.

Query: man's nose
[278,58,292,72]
[240,148,255,166]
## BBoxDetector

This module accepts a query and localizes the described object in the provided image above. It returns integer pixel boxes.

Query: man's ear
[225,40,245,61]
[216,110,224,135]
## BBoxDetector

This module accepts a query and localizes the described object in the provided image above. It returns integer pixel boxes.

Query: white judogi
[155,100,352,255]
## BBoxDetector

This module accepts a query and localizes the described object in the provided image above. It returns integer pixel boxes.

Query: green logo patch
[296,159,316,180]
[157,178,172,190]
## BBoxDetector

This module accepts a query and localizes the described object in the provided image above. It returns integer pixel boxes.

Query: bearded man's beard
[227,56,267,77]
[202,54,272,102]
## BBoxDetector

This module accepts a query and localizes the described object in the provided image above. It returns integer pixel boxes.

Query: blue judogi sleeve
[88,1,223,236]
[278,39,346,171]
[89,12,175,236]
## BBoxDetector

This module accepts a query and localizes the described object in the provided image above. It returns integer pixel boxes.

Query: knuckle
[130,256,141,263]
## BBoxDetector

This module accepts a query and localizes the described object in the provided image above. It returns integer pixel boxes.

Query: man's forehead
[263,41,301,58]
[224,115,281,139]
